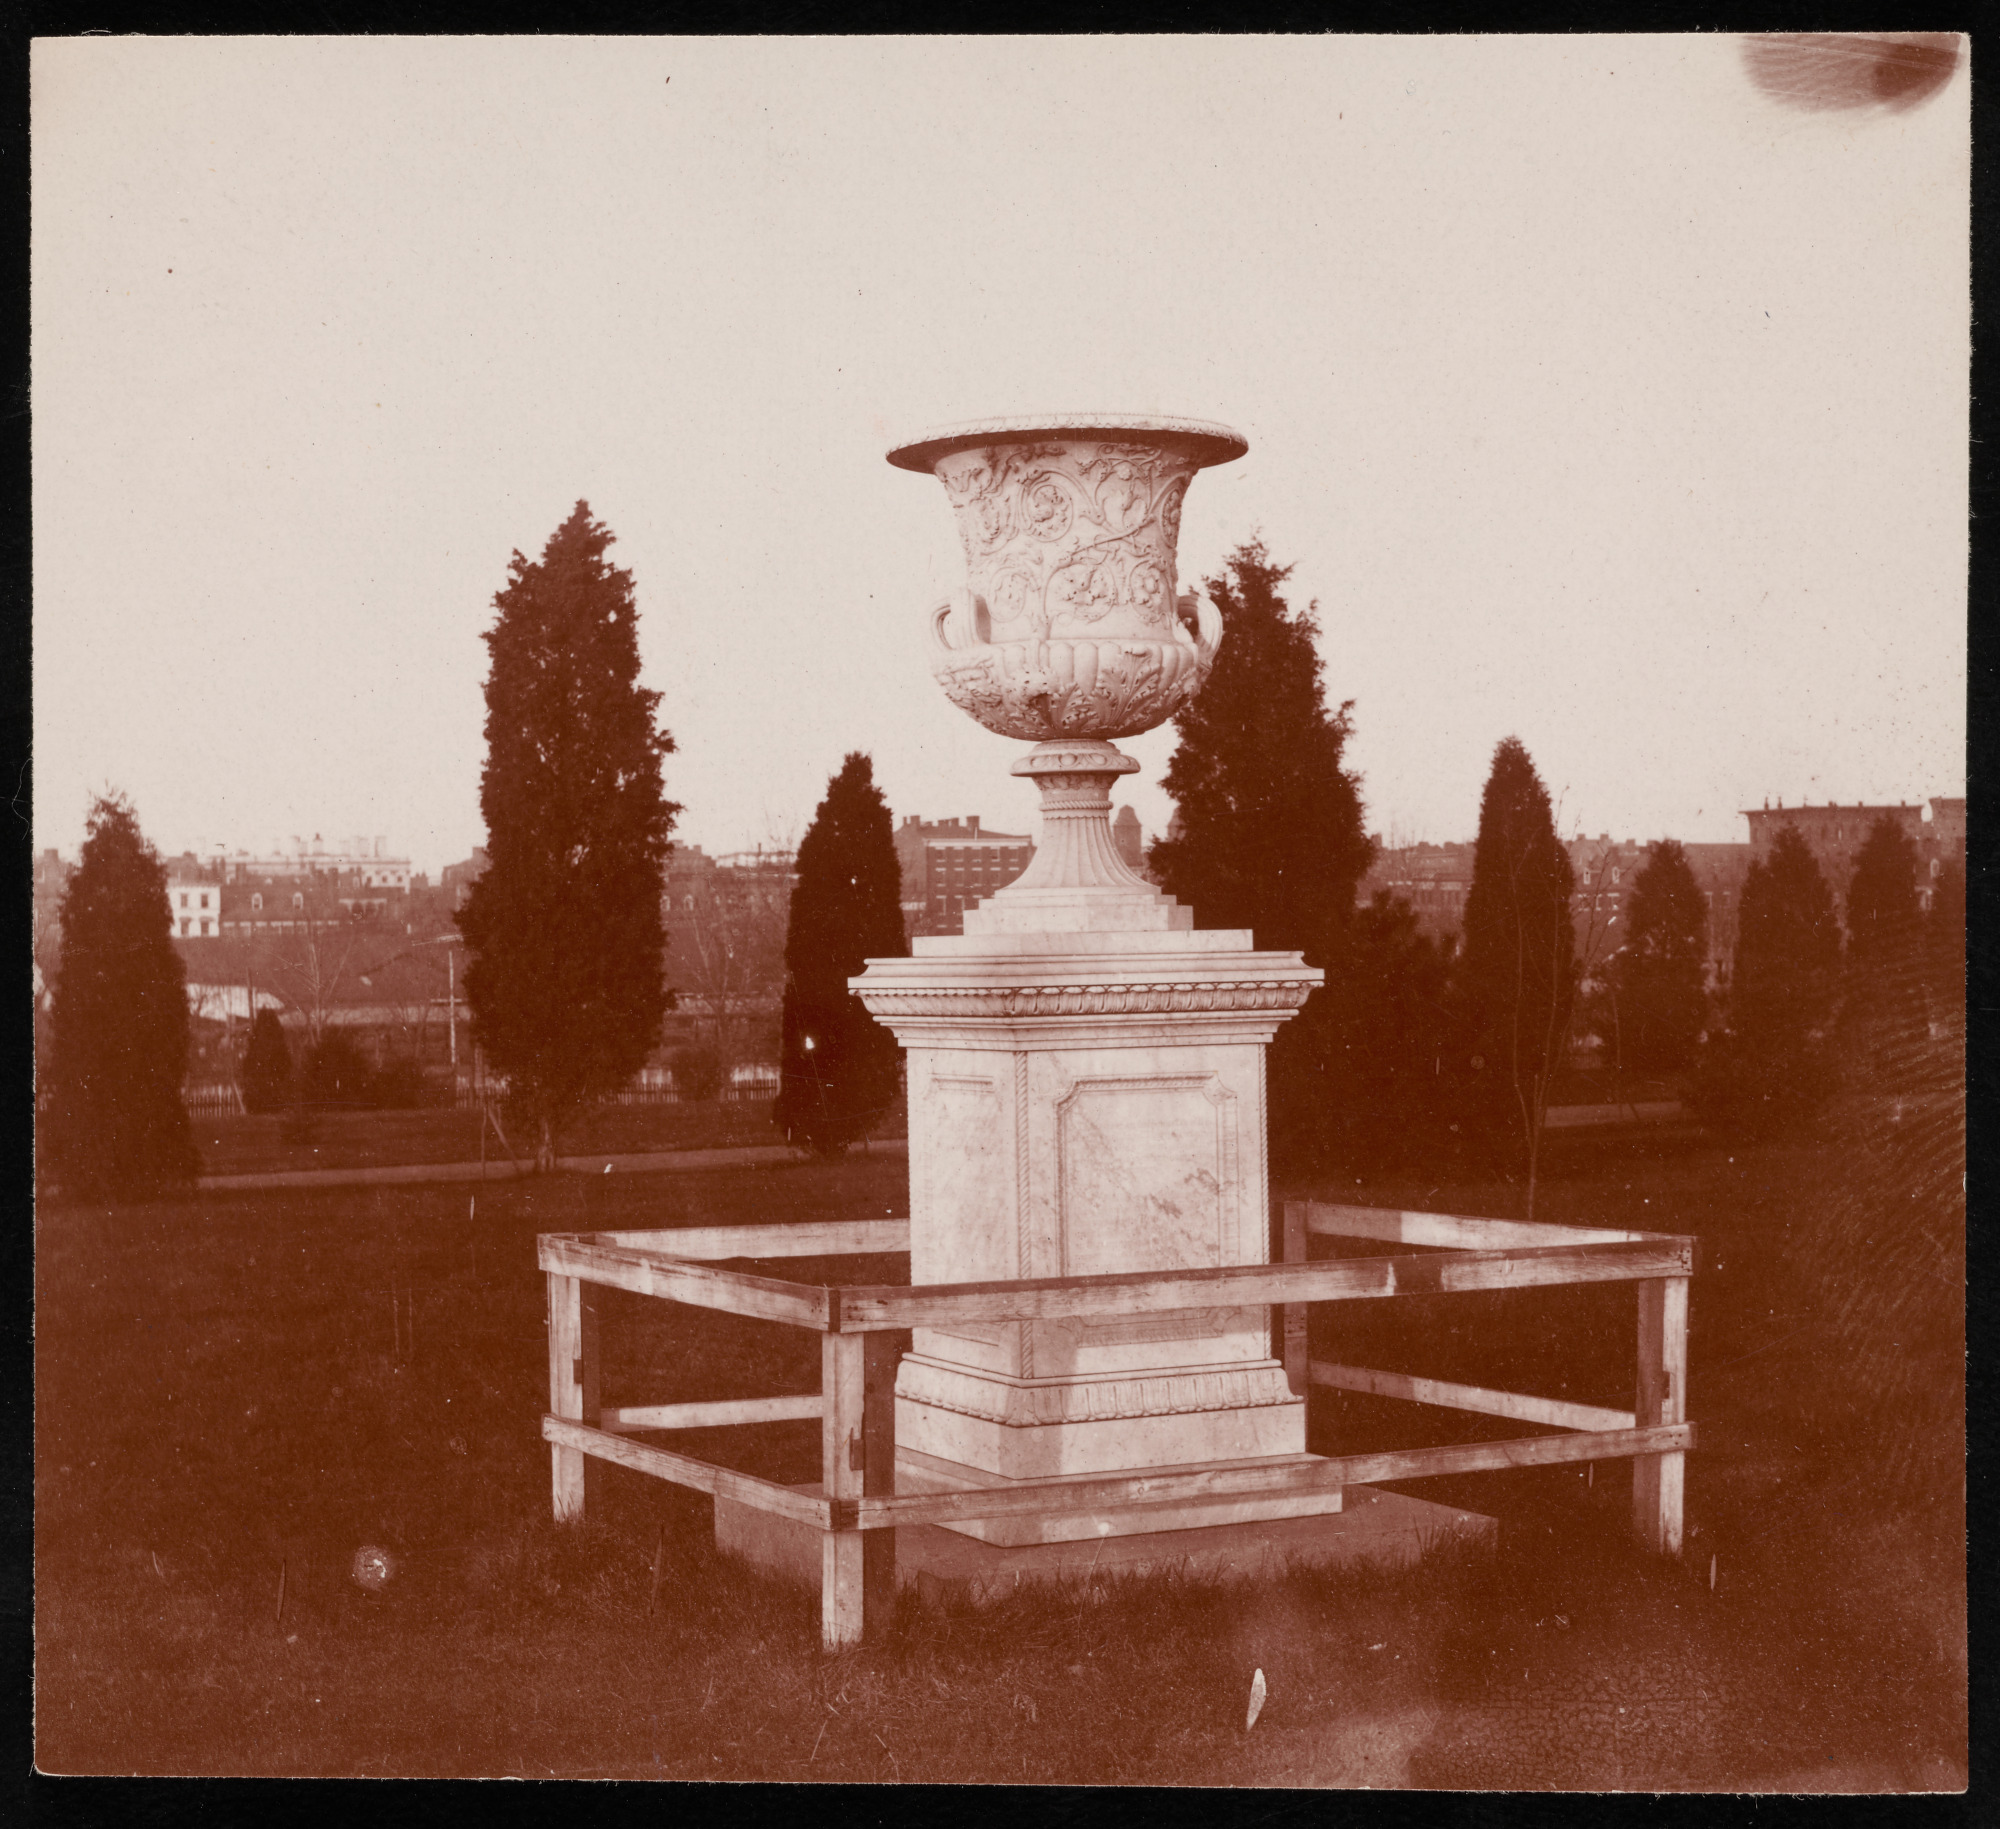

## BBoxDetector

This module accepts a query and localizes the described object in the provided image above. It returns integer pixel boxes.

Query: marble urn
[887,416,1247,742]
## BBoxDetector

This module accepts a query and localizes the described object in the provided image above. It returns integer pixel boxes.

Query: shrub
[672,1045,723,1102]
[303,1030,374,1108]
[372,1056,425,1110]
[1689,1030,1836,1140]
[239,1009,294,1114]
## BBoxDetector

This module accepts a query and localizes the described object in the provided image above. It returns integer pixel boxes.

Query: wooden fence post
[821,1329,899,1649]
[821,1332,865,1649]
[1633,1275,1688,1555]
[1280,1201,1309,1397]
[548,1272,600,1521]
[863,1331,899,1624]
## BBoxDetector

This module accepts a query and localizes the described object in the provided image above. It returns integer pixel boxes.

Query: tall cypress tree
[1843,814,1928,1080]
[1733,824,1842,1049]
[239,1007,293,1114]
[457,502,679,1168]
[776,753,907,1156]
[1611,839,1709,1073]
[40,794,200,1201]
[1846,815,1923,967]
[1149,541,1367,953]
[1452,737,1576,1201]
[1925,857,1966,1013]
[1148,540,1373,1173]
[1712,823,1843,1133]
[1313,890,1457,1171]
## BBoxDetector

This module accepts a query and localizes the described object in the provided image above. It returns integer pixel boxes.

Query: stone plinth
[853,754,1325,1545]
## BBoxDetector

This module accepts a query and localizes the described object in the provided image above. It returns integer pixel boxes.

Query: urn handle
[1177,587,1225,670]
[929,587,989,653]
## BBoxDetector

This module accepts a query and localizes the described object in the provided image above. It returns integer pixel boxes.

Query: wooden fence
[455,1079,777,1110]
[183,1082,246,1118]
[538,1201,1693,1649]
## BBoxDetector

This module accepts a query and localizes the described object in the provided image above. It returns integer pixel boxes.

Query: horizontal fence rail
[541,1416,831,1527]
[840,1425,1696,1531]
[594,1220,912,1260]
[1308,1361,1638,1433]
[1302,1201,1649,1250]
[539,1234,834,1328]
[539,1202,1695,1650]
[537,1231,1692,1333]
[599,1393,822,1433]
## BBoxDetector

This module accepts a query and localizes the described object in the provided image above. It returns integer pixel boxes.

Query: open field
[34,1119,1964,1786]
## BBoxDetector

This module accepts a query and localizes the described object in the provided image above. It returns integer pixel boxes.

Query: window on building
[179,892,189,909]
[200,892,210,909]
[252,893,263,911]
[200,919,212,937]
[180,918,191,936]
[293,893,304,911]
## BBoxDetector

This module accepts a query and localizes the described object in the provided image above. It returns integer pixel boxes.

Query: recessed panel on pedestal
[911,1054,1019,1374]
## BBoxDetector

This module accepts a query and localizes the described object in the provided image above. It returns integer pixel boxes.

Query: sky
[32,35,1968,877]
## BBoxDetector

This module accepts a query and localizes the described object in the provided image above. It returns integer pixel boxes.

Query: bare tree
[675,863,789,1072]
[264,904,366,1056]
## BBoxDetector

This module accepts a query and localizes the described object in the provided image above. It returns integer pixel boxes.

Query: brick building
[441,847,490,910]
[1358,841,1474,941]
[660,845,795,1065]
[892,815,1035,938]
[1742,797,1964,915]
[1360,833,1752,993]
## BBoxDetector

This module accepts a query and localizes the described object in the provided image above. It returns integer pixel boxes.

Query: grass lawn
[35,1118,1964,1787]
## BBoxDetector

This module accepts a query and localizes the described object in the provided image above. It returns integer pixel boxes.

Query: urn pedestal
[853,742,1329,1545]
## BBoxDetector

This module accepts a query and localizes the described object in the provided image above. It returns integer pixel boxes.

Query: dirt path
[197,1137,907,1191]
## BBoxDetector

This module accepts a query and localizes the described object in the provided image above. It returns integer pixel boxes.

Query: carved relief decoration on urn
[935,440,1192,644]
[890,417,1247,743]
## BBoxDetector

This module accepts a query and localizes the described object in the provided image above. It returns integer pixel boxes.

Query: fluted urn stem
[962,740,1187,936]
[1007,741,1151,894]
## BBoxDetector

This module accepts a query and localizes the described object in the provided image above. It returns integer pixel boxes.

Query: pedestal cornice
[851,946,1323,1048]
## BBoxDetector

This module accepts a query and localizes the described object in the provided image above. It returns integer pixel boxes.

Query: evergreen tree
[1610,840,1709,1073]
[39,794,200,1201]
[1842,814,1928,1081]
[1149,541,1368,953]
[1451,737,1576,1200]
[1710,823,1842,1132]
[1925,856,1966,1012]
[1148,541,1373,1172]
[1845,815,1923,966]
[776,753,908,1156]
[1310,890,1457,1170]
[239,1007,293,1114]
[456,502,680,1168]
[1733,824,1843,1045]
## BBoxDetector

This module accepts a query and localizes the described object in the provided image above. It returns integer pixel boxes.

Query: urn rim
[885,414,1249,475]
